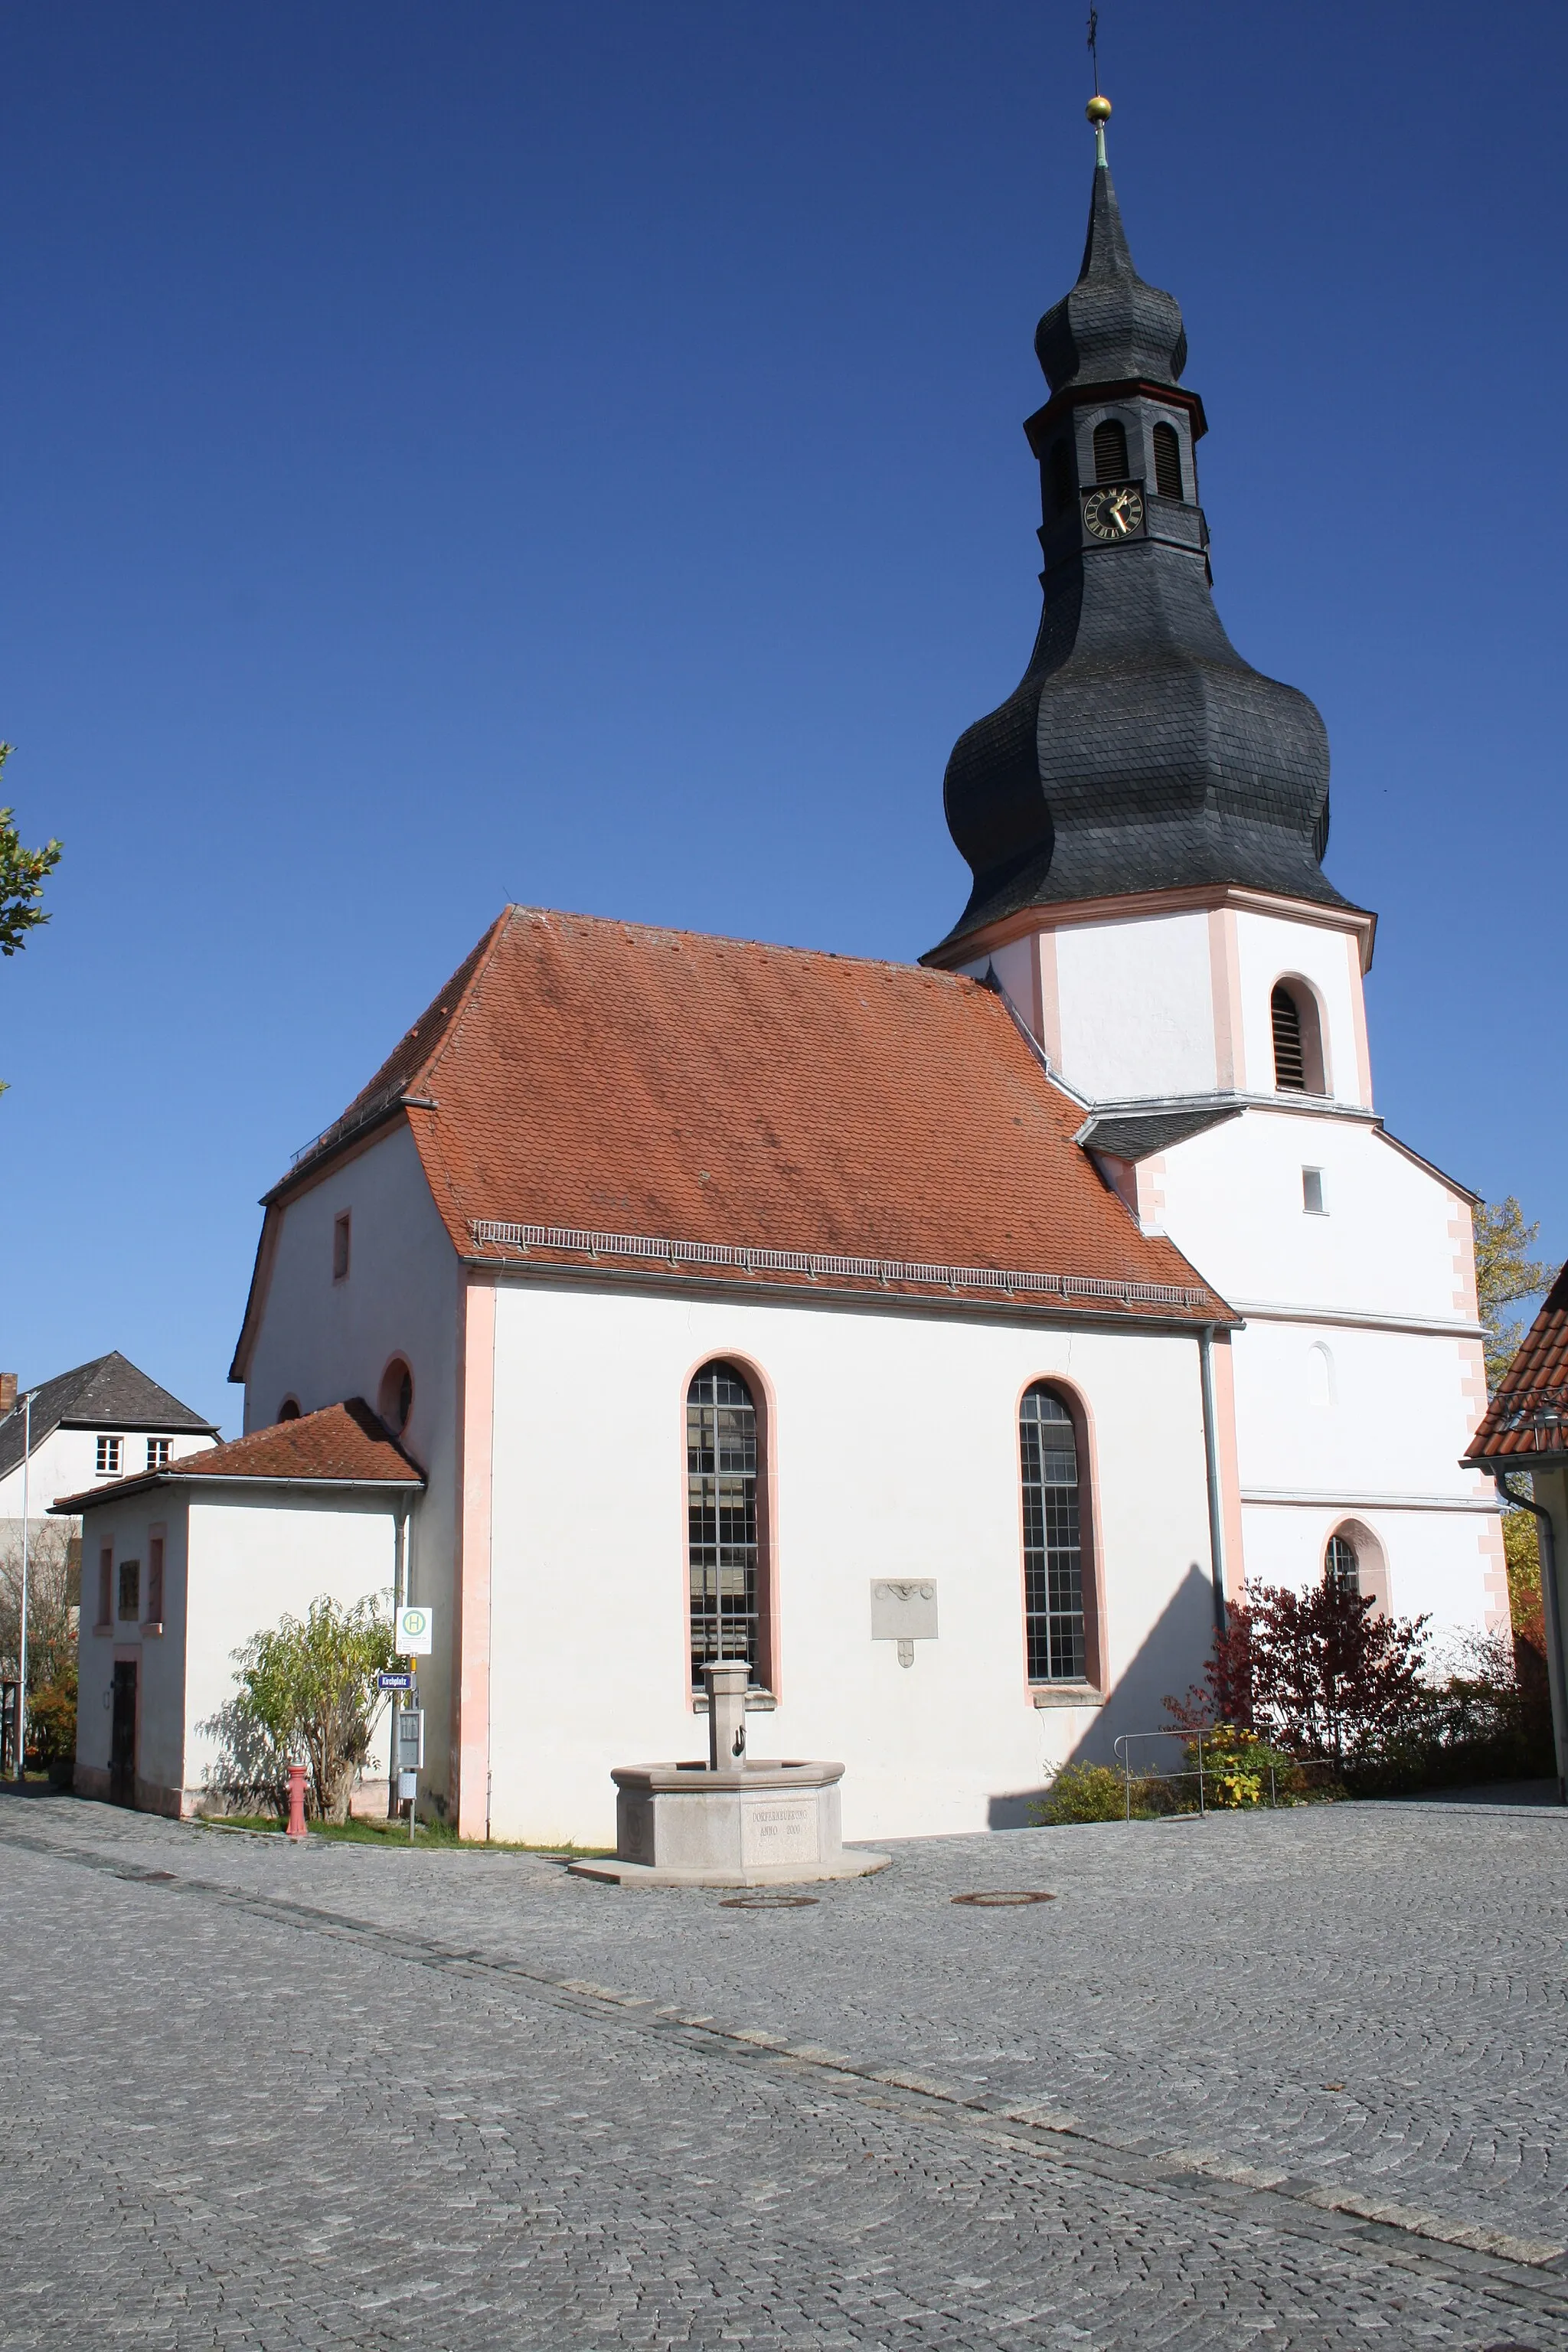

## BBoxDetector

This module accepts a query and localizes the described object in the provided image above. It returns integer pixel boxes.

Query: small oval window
[378,1358,414,1436]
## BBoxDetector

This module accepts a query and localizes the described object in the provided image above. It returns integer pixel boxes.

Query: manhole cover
[950,1890,1055,1907]
[720,1893,820,1909]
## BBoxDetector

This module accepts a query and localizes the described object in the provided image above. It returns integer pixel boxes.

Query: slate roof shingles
[0,1351,217,1486]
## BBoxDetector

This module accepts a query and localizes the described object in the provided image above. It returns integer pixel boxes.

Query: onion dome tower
[932,98,1347,956]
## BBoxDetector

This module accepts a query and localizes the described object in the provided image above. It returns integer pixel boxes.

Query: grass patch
[198,1812,612,1857]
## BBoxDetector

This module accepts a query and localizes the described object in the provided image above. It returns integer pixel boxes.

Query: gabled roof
[239,906,1232,1344]
[0,1352,217,1485]
[1463,1263,1568,1467]
[52,1397,424,1514]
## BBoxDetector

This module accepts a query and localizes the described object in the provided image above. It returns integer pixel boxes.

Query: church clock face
[1083,484,1145,541]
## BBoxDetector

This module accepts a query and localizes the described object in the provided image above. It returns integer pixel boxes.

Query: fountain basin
[568,1759,890,1888]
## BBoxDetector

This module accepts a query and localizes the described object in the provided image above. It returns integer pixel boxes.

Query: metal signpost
[387,1610,433,1837]
[394,1705,424,1842]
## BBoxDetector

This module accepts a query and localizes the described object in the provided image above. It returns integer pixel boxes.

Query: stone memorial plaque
[871,1578,938,1642]
[740,1798,818,1867]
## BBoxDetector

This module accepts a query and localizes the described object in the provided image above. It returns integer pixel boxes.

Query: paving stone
[2,1794,1566,2349]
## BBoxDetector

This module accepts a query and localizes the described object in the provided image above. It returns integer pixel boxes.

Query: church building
[68,109,1501,1842]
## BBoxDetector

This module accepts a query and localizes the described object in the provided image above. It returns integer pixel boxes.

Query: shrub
[27,1668,77,1767]
[227,1593,396,1823]
[1034,1762,1132,1824]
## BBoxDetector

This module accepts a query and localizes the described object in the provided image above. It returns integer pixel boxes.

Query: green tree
[1473,1197,1553,1390]
[0,744,62,958]
[1472,1197,1553,1628]
[232,1593,396,1822]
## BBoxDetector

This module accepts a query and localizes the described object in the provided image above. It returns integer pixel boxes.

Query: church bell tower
[923,100,1502,1642]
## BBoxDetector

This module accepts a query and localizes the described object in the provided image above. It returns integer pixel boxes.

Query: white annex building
[67,127,1501,1842]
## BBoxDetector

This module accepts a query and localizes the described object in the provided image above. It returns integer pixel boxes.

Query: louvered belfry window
[1092,417,1129,483]
[1271,985,1307,1091]
[688,1361,760,1689]
[1152,421,1184,498]
[1021,1386,1087,1681]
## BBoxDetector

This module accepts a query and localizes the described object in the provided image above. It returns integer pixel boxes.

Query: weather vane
[1086,5,1111,161]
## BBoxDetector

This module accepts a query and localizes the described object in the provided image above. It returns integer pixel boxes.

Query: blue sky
[2,2,1563,1432]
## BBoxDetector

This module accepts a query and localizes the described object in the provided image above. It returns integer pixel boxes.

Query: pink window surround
[677,1349,782,1711]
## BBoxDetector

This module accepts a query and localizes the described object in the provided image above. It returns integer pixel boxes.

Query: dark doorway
[110,1661,137,1806]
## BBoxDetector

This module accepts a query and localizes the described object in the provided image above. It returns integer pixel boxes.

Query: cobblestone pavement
[2,1794,1566,2350]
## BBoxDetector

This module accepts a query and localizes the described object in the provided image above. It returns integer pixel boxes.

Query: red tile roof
[1463,1263,1568,1465]
[52,1398,423,1513]
[262,907,1231,1325]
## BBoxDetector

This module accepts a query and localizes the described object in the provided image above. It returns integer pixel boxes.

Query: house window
[1302,1168,1326,1215]
[147,1537,164,1625]
[97,1547,113,1628]
[118,1560,141,1621]
[96,1436,122,1476]
[146,1437,172,1469]
[687,1361,763,1690]
[1152,420,1184,498]
[332,1213,351,1282]
[1021,1384,1087,1681]
[1093,416,1129,482]
[1325,1532,1360,1596]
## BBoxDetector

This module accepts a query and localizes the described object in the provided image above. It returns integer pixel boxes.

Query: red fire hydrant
[285,1762,309,1841]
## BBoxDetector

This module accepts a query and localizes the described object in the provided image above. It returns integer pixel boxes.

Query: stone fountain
[569,1660,890,1888]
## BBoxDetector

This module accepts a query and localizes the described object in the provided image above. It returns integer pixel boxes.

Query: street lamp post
[15,1389,32,1782]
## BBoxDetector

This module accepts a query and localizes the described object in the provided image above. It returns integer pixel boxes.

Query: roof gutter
[1486,1466,1568,1806]
[460,1250,1237,1334]
[51,1470,426,1516]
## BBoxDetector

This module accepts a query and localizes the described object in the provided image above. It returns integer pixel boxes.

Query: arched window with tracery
[1093,416,1129,483]
[688,1361,766,1690]
[1021,1384,1089,1682]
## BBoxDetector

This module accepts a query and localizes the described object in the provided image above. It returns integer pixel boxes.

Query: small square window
[1302,1168,1326,1215]
[96,1435,122,1476]
[146,1437,172,1469]
[332,1212,351,1282]
[118,1560,141,1621]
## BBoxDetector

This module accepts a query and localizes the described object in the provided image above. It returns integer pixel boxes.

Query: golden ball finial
[1086,93,1112,125]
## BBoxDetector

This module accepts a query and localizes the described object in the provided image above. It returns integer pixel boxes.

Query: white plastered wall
[1052,911,1217,1100]
[241,1119,462,1811]
[483,1277,1220,1848]
[75,1488,403,1812]
[2,1424,214,1528]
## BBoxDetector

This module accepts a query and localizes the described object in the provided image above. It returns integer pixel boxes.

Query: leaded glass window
[1325,1532,1360,1596]
[1021,1385,1086,1681]
[688,1361,760,1688]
